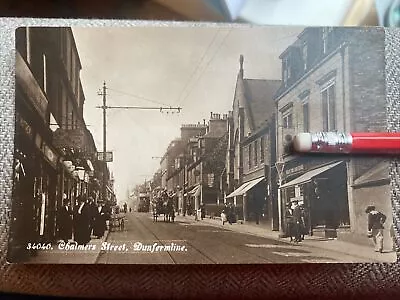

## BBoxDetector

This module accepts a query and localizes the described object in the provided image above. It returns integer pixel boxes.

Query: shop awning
[189,185,200,197]
[226,177,264,198]
[280,161,343,189]
[184,184,197,196]
[106,185,115,196]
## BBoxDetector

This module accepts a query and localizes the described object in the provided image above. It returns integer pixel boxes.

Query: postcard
[7,24,398,264]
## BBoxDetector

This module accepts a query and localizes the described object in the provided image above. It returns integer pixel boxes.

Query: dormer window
[282,55,291,87]
[322,27,333,55]
[322,28,329,54]
[302,42,308,70]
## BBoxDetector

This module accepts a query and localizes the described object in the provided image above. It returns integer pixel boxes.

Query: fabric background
[0,19,399,299]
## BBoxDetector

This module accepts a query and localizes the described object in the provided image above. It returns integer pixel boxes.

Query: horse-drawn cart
[151,190,175,223]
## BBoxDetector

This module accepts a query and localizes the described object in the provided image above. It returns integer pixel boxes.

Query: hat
[365,205,376,213]
[290,198,299,203]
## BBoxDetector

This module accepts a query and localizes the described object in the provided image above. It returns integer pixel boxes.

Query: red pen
[293,132,400,154]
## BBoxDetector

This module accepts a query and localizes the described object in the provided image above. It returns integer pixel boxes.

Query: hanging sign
[97,151,113,162]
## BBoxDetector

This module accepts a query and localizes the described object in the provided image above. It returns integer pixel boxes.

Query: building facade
[9,27,106,261]
[274,27,391,242]
[184,113,228,216]
[224,55,281,229]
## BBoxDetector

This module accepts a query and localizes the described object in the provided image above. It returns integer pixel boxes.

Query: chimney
[207,112,228,137]
[239,54,244,78]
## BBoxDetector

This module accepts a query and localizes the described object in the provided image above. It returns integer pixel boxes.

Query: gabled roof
[243,79,281,131]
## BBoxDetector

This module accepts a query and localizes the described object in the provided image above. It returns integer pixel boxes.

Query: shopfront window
[260,137,265,163]
[248,143,253,169]
[287,187,295,202]
[254,140,258,167]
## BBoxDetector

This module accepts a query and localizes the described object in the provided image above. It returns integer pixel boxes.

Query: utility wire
[175,29,221,105]
[106,87,171,107]
[177,29,233,107]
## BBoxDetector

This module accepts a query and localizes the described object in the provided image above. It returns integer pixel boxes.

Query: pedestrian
[123,202,128,214]
[221,203,228,225]
[73,195,91,246]
[299,202,307,240]
[200,203,205,220]
[87,197,97,238]
[291,200,302,243]
[365,205,386,253]
[104,203,111,221]
[227,202,234,225]
[284,203,294,242]
[93,201,107,238]
[57,196,73,243]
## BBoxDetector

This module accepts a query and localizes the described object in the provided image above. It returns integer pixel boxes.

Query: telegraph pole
[102,82,107,202]
[99,81,107,203]
[96,82,181,207]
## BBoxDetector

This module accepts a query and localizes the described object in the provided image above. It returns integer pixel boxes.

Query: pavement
[25,212,398,264]
[26,231,110,264]
[178,214,398,263]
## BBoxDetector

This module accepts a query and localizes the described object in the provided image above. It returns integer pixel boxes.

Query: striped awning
[226,177,264,198]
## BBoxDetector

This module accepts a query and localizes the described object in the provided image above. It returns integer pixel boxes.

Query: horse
[163,197,175,223]
[152,191,175,223]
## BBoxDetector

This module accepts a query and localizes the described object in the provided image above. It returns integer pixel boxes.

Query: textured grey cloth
[0,18,399,298]
[386,27,400,250]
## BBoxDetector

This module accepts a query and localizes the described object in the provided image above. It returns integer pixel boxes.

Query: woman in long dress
[58,197,73,243]
[73,195,91,245]
[93,202,107,238]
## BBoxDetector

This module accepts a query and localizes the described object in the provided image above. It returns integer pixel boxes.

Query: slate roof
[243,79,281,131]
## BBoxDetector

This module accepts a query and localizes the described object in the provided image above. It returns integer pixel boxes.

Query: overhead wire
[174,29,221,105]
[106,87,171,107]
[177,28,233,108]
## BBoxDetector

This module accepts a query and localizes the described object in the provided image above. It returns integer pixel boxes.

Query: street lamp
[76,167,85,181]
[76,166,85,196]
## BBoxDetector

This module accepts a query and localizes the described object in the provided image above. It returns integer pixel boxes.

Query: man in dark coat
[57,196,73,243]
[93,201,107,238]
[73,195,91,245]
[365,205,386,253]
[87,197,97,238]
[292,200,303,243]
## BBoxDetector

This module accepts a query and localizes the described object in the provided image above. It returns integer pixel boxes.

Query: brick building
[9,27,104,262]
[184,113,228,216]
[161,124,207,214]
[274,27,391,243]
[224,55,281,228]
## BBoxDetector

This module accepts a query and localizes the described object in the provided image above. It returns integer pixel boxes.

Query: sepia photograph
[7,24,398,264]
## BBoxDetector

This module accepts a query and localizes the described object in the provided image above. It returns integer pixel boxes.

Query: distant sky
[72,24,302,203]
